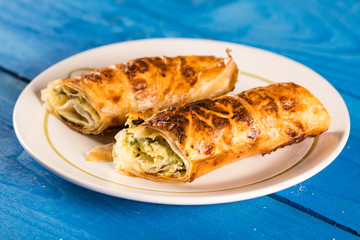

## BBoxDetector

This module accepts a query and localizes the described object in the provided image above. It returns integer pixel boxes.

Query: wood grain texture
[131,0,360,95]
[0,0,201,79]
[0,0,360,238]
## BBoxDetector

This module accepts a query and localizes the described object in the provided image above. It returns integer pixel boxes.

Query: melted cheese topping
[113,125,186,178]
[42,85,100,129]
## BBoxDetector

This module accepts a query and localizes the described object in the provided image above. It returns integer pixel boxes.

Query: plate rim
[13,38,351,205]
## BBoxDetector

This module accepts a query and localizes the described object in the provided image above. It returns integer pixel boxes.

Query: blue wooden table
[1,0,359,239]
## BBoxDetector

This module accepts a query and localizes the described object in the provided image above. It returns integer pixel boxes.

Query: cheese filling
[113,126,186,178]
[42,85,100,129]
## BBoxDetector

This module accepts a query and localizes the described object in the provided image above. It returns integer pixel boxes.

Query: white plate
[13,38,350,205]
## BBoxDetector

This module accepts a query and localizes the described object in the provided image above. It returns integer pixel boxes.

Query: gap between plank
[0,66,31,83]
[269,194,360,237]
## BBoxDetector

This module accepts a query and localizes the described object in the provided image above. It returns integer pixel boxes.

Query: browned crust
[43,53,238,134]
[132,82,331,182]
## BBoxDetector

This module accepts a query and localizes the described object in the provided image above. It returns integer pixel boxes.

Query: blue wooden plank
[277,92,360,232]
[1,154,358,239]
[0,71,27,126]
[1,0,359,95]
[0,0,202,79]
[131,0,360,94]
[0,70,358,239]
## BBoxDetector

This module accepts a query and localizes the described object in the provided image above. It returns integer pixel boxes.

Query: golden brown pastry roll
[111,82,331,183]
[41,53,238,134]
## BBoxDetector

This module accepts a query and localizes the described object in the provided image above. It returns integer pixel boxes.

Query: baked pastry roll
[109,82,331,183]
[41,52,238,134]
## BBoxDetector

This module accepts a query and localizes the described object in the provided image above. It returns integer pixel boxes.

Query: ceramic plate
[13,38,350,205]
